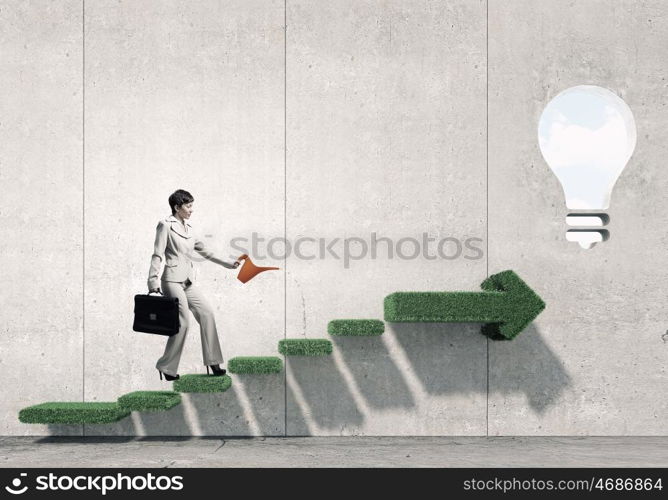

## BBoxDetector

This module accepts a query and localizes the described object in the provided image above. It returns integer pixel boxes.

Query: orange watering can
[235,254,279,284]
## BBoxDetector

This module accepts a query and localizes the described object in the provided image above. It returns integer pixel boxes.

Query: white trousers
[155,278,223,376]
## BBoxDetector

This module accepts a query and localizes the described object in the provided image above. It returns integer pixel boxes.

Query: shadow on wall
[287,322,568,433]
[392,322,570,413]
[41,323,567,436]
[287,334,416,431]
[287,355,365,434]
[44,375,284,437]
[487,323,572,413]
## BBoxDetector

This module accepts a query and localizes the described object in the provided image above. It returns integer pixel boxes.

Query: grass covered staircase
[19,270,544,425]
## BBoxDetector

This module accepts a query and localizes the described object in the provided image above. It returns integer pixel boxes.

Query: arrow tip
[480,270,546,340]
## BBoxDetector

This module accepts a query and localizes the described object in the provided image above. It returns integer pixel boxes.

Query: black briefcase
[133,292,180,336]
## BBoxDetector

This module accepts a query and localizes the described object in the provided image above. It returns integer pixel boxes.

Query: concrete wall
[0,0,84,436]
[1,0,665,436]
[488,0,668,435]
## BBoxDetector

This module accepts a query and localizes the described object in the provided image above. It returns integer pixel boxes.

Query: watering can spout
[235,254,279,283]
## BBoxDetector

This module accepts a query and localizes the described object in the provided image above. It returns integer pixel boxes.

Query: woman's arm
[147,221,168,290]
[194,235,240,269]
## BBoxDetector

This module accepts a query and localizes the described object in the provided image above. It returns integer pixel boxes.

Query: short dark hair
[168,189,194,215]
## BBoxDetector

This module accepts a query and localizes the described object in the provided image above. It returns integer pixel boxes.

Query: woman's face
[175,201,193,219]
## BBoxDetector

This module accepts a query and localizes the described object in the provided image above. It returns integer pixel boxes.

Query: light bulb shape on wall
[538,85,637,249]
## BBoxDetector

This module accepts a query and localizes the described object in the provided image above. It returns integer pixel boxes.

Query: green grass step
[327,319,384,336]
[18,402,130,424]
[228,356,283,374]
[172,374,232,393]
[117,391,181,411]
[278,339,332,356]
[384,292,484,322]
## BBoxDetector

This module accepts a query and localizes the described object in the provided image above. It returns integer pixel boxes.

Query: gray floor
[1,436,667,468]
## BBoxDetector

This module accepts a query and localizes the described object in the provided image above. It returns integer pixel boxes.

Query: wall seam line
[283,0,288,438]
[485,0,490,438]
[82,0,86,438]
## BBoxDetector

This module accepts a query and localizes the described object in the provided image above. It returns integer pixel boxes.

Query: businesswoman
[148,189,241,381]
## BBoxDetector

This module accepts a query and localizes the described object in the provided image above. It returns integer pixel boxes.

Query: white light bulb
[538,85,637,249]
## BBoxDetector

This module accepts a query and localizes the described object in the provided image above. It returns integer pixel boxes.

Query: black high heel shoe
[158,369,180,381]
[206,364,226,376]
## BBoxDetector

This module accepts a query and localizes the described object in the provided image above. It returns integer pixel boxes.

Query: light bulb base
[565,212,609,227]
[565,212,610,249]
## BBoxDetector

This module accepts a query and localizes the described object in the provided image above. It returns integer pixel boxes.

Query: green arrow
[383,270,545,340]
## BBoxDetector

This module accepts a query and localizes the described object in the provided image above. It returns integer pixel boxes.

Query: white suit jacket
[147,214,237,291]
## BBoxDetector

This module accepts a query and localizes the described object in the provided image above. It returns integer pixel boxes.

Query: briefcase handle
[147,290,164,296]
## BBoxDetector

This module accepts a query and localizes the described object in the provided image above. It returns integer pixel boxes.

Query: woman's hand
[234,254,247,268]
[149,287,162,294]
